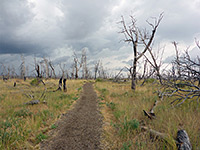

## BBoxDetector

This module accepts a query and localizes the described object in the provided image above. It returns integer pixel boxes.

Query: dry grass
[95,80,200,150]
[0,78,84,150]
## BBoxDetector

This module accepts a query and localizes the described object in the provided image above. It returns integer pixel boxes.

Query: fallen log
[24,100,40,105]
[24,100,47,105]
[140,126,168,140]
[141,126,191,149]
[143,100,158,119]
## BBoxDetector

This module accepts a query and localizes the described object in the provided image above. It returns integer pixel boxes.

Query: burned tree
[73,52,82,79]
[63,78,67,92]
[49,60,56,78]
[143,46,165,85]
[94,60,100,79]
[59,63,66,78]
[120,13,163,90]
[43,57,49,79]
[81,49,88,79]
[158,40,200,106]
[20,55,26,79]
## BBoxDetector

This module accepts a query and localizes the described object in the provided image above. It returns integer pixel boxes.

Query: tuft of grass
[36,133,48,143]
[51,124,58,129]
[106,102,116,110]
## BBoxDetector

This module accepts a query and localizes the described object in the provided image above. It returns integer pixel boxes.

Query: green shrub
[96,78,103,82]
[36,133,48,143]
[51,124,58,129]
[30,78,39,86]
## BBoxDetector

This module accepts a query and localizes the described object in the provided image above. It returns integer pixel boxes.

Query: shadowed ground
[40,82,102,150]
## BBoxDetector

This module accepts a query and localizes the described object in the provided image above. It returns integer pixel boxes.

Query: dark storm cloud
[0,0,200,71]
[0,0,35,54]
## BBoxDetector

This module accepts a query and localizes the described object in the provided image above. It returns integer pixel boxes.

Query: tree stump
[177,130,192,150]
[63,78,67,92]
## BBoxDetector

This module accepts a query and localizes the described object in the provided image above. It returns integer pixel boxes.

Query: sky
[0,0,200,76]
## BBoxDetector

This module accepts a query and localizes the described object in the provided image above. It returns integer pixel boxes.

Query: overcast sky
[0,0,200,75]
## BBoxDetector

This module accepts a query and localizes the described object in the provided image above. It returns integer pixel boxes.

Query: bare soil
[40,82,102,150]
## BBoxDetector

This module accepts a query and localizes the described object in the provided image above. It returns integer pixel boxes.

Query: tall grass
[95,80,200,149]
[0,78,84,149]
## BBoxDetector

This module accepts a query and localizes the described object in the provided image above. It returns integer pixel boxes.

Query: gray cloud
[0,0,200,74]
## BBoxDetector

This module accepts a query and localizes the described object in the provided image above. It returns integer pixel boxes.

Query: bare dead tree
[34,58,41,78]
[73,52,82,79]
[143,46,165,84]
[94,60,100,79]
[119,13,163,90]
[98,62,107,79]
[20,55,26,79]
[49,60,56,78]
[43,57,49,79]
[59,63,66,78]
[81,49,88,79]
[172,41,181,79]
[158,40,200,106]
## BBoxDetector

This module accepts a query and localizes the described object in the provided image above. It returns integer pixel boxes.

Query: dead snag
[143,100,158,119]
[63,78,67,92]
[177,130,192,150]
[54,77,62,92]
[59,77,62,90]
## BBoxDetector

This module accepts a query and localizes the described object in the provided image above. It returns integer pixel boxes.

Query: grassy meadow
[0,78,84,150]
[95,79,200,150]
[0,78,200,150]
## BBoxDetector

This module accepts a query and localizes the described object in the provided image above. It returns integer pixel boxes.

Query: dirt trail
[40,82,102,150]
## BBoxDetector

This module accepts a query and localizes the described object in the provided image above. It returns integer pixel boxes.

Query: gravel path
[40,82,102,150]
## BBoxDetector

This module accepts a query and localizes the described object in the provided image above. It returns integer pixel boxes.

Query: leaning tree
[120,13,163,90]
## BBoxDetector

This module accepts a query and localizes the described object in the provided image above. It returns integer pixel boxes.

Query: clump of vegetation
[95,78,103,82]
[30,78,40,86]
[36,133,48,143]
[106,102,116,110]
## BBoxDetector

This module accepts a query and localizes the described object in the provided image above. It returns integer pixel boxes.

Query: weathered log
[176,130,192,150]
[141,126,168,139]
[24,100,40,105]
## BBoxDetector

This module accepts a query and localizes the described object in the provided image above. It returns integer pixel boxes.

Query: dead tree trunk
[58,77,62,91]
[120,13,163,90]
[63,78,67,92]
